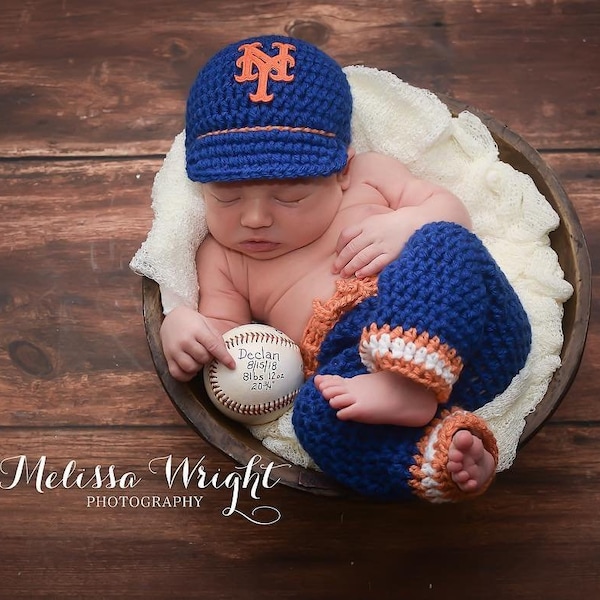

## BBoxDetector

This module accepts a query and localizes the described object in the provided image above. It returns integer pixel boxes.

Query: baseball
[203,324,305,425]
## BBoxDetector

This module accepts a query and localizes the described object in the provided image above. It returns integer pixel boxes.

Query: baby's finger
[166,358,197,382]
[333,235,367,274]
[339,246,383,278]
[201,326,236,369]
[334,224,362,254]
[354,253,392,278]
[180,337,212,366]
[180,349,208,373]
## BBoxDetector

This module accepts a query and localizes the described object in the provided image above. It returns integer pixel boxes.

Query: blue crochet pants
[292,222,532,501]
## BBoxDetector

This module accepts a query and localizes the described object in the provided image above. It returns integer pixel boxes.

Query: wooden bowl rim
[142,98,591,496]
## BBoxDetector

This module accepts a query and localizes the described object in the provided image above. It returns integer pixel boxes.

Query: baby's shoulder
[196,234,223,258]
[195,235,231,272]
[349,152,412,192]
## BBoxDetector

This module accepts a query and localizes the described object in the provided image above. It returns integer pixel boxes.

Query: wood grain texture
[0,427,599,599]
[1,0,599,597]
[0,0,598,157]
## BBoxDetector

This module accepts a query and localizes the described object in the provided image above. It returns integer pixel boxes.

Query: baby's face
[202,172,348,259]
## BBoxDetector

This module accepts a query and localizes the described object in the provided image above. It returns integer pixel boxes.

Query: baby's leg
[359,221,531,410]
[293,370,429,500]
[314,371,437,427]
[293,375,498,500]
[359,221,489,404]
[315,372,495,492]
[293,222,528,500]
[312,222,493,431]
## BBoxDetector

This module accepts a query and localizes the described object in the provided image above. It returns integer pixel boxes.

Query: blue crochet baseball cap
[185,35,353,182]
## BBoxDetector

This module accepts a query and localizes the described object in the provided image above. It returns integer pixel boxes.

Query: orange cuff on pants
[359,323,464,403]
[409,408,499,503]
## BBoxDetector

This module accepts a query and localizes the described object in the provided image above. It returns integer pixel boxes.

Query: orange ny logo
[235,41,296,103]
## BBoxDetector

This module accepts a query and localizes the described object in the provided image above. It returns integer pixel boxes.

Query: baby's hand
[159,305,235,382]
[332,212,409,278]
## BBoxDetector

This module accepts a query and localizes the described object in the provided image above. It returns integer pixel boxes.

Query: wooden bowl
[142,101,591,496]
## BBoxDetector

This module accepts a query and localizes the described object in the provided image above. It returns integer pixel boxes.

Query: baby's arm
[334,152,471,278]
[160,237,252,381]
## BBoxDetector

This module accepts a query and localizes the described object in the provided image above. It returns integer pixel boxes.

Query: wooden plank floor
[1,1,598,597]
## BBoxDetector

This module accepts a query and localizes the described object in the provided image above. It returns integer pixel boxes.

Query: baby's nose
[241,199,273,228]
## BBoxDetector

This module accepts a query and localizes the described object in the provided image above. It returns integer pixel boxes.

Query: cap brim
[186,129,348,182]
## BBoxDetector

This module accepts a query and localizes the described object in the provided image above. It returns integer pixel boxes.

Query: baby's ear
[338,148,356,190]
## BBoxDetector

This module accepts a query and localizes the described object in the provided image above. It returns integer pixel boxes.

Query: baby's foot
[447,429,495,493]
[314,372,437,427]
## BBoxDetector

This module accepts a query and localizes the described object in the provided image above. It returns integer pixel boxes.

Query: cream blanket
[130,66,573,472]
